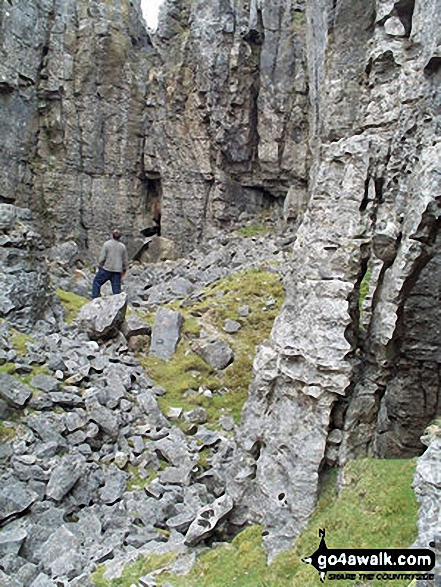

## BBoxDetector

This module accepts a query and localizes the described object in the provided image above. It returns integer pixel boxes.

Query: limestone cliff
[1,0,152,258]
[225,0,441,557]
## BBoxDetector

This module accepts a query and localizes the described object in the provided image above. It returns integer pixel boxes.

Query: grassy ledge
[139,267,284,426]
[56,288,89,323]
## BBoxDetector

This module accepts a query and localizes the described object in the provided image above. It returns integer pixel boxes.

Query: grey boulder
[76,293,128,339]
[184,494,234,546]
[45,456,85,502]
[192,339,234,370]
[0,373,32,408]
[0,527,27,556]
[150,307,184,360]
[0,483,38,522]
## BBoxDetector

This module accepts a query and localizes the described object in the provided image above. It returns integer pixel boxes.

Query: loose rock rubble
[0,212,295,586]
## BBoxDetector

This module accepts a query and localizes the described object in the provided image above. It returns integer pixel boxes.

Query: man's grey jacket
[98,239,128,273]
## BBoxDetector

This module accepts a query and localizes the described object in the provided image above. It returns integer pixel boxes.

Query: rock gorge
[1,0,441,584]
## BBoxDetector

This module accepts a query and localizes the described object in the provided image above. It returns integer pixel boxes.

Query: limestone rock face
[0,0,309,257]
[413,437,441,581]
[148,0,309,250]
[0,0,153,259]
[221,0,441,558]
[0,205,50,331]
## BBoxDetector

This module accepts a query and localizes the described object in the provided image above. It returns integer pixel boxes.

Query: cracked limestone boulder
[149,307,183,360]
[413,437,441,580]
[76,293,128,340]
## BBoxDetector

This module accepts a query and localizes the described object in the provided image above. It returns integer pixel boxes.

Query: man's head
[112,229,121,240]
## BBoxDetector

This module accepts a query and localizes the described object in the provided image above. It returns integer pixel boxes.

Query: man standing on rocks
[92,229,128,298]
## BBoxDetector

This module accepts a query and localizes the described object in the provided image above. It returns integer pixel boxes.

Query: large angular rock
[29,374,60,393]
[38,525,83,578]
[86,399,119,437]
[0,206,50,332]
[0,373,32,408]
[98,466,127,505]
[0,483,38,522]
[150,307,184,360]
[76,293,128,340]
[0,569,24,587]
[45,455,85,502]
[0,527,27,556]
[137,391,170,428]
[192,338,234,370]
[30,572,57,587]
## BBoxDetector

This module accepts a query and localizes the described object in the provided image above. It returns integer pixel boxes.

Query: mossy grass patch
[139,267,283,426]
[235,224,274,238]
[56,288,89,323]
[92,552,176,587]
[10,328,34,355]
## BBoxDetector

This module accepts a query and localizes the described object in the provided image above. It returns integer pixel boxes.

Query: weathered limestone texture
[147,0,309,250]
[1,0,440,563]
[1,0,309,257]
[413,435,441,584]
[223,0,441,557]
[1,0,153,259]
[0,204,51,331]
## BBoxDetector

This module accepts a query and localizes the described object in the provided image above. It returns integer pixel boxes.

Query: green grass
[10,328,34,355]
[0,420,15,440]
[125,464,160,491]
[358,268,372,315]
[92,553,176,587]
[0,363,17,375]
[235,224,274,238]
[140,268,283,426]
[56,288,89,323]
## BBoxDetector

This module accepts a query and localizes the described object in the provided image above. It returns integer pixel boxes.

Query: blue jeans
[92,267,122,298]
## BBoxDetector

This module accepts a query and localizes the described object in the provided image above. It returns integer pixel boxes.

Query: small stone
[238,305,250,317]
[223,318,241,333]
[30,374,60,393]
[86,399,119,437]
[328,429,343,445]
[99,466,127,504]
[384,16,406,36]
[184,407,207,424]
[167,407,183,419]
[219,416,235,431]
[192,339,234,370]
[114,451,129,469]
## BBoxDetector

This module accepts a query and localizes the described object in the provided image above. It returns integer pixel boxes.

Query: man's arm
[122,245,128,276]
[98,243,108,267]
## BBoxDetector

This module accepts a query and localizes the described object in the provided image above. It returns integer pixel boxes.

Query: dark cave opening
[393,0,415,37]
[141,177,162,237]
